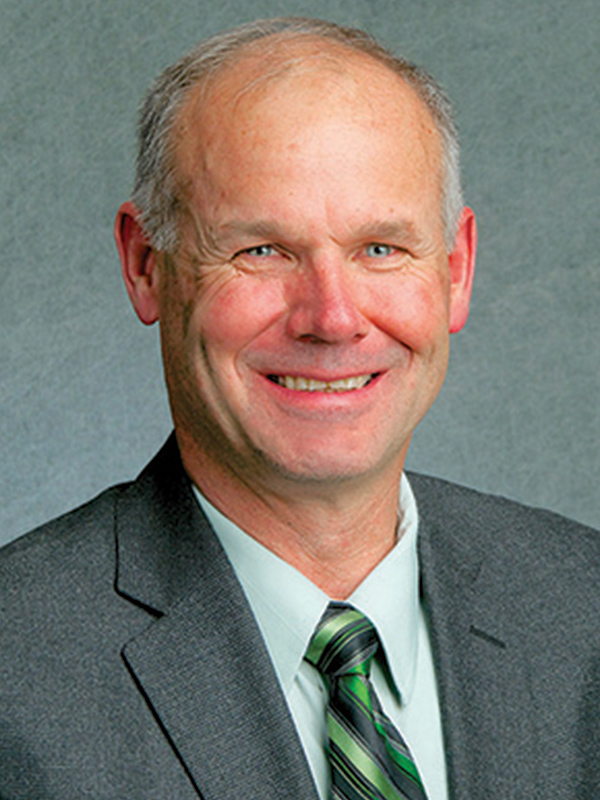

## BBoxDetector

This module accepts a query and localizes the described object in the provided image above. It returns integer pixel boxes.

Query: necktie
[305,603,428,800]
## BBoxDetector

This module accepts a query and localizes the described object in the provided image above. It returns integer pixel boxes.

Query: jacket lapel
[115,436,319,800]
[412,473,541,800]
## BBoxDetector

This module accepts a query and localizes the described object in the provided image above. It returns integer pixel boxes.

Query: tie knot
[305,603,379,679]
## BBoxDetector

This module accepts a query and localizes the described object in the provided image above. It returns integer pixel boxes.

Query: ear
[114,201,160,325]
[448,206,477,334]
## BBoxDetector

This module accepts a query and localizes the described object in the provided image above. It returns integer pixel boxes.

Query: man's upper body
[1,436,598,799]
[1,16,598,800]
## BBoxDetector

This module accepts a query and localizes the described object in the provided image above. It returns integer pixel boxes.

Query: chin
[254,441,394,487]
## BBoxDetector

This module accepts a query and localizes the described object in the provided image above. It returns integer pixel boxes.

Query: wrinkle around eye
[179,257,240,301]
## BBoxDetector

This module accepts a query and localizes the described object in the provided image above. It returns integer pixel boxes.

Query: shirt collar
[348,475,420,704]
[193,474,420,704]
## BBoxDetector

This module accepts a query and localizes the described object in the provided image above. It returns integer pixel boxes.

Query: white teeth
[274,374,373,392]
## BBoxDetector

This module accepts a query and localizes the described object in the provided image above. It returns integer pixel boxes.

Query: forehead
[174,36,442,181]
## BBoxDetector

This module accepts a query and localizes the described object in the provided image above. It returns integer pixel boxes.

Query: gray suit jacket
[1,435,598,799]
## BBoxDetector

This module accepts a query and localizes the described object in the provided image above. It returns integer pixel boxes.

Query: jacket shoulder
[0,483,129,594]
[407,470,600,571]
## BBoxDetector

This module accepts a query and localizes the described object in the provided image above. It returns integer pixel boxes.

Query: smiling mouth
[267,373,377,393]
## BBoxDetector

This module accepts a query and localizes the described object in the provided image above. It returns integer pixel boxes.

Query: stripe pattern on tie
[305,603,428,800]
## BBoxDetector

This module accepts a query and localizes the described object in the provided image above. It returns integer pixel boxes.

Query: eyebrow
[348,220,424,246]
[215,220,284,242]
[215,218,426,247]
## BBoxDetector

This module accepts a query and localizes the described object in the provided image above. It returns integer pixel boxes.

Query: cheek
[365,273,450,350]
[196,274,288,356]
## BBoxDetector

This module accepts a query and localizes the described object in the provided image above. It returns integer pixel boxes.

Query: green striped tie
[305,603,428,800]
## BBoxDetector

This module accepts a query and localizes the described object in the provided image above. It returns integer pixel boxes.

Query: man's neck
[180,441,404,600]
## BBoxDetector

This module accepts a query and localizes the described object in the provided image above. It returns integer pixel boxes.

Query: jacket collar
[115,434,319,800]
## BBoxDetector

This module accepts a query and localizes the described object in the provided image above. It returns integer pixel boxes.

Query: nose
[285,257,369,344]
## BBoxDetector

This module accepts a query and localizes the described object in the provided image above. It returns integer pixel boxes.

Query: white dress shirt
[193,475,448,800]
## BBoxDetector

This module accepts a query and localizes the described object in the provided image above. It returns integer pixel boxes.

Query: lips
[267,373,376,392]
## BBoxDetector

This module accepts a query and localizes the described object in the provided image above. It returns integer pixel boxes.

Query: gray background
[1,0,598,546]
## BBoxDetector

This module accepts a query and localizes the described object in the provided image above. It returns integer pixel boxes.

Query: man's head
[116,18,476,499]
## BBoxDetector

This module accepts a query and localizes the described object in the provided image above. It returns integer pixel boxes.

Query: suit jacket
[1,434,598,799]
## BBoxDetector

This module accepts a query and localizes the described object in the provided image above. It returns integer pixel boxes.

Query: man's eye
[231,243,293,273]
[242,245,276,257]
[365,243,395,258]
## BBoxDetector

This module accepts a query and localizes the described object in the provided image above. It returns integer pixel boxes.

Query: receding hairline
[171,33,445,201]
[175,32,440,134]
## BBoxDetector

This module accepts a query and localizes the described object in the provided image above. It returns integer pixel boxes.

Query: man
[0,17,598,800]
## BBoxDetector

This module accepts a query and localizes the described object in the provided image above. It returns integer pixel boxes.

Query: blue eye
[244,245,276,257]
[365,243,395,258]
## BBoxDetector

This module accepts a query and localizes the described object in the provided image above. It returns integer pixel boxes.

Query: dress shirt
[193,476,448,800]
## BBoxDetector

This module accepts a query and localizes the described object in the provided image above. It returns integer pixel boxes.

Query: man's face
[154,47,474,493]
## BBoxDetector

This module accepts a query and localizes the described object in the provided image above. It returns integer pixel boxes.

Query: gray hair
[131,17,464,253]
